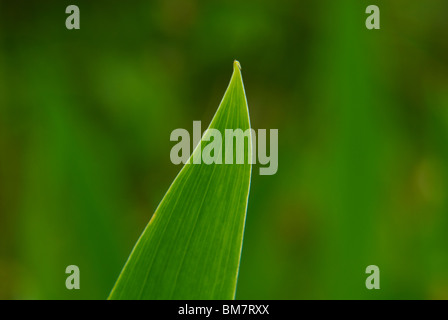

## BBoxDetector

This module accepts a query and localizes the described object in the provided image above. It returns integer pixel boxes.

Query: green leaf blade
[109,61,252,300]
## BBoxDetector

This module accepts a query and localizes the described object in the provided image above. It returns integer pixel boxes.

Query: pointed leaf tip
[234,60,242,71]
[108,61,252,300]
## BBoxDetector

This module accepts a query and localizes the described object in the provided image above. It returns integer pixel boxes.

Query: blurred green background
[1,0,447,299]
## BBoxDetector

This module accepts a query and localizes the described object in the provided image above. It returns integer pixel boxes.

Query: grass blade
[109,61,252,299]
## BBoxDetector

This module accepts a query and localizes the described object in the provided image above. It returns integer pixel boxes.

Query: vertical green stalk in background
[311,0,389,298]
[109,61,252,300]
[18,50,128,299]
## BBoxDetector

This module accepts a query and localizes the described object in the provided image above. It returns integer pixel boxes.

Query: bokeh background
[1,0,447,299]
